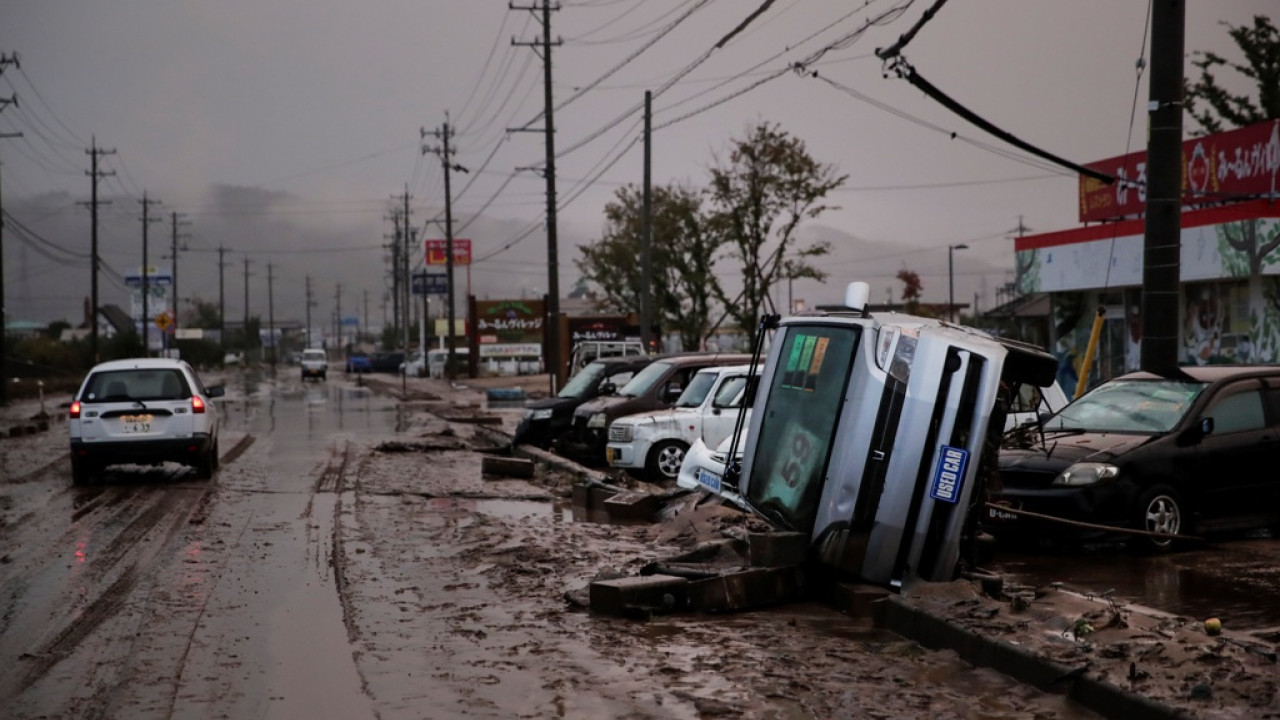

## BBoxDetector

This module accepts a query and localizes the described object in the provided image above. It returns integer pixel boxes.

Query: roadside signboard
[425,239,471,266]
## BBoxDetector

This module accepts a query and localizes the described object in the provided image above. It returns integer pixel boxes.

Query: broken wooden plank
[481,455,535,479]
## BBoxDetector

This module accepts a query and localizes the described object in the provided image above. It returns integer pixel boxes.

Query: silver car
[68,358,226,484]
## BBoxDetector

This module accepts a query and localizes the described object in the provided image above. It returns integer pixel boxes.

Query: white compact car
[605,363,756,482]
[68,357,226,484]
[676,427,748,509]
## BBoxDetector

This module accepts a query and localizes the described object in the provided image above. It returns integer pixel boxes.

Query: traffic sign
[155,312,174,331]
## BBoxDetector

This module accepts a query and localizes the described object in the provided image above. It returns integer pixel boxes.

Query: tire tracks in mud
[303,439,381,711]
[0,436,252,711]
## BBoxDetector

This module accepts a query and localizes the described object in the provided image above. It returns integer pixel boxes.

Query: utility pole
[168,212,190,334]
[0,57,22,405]
[267,263,276,368]
[242,256,253,353]
[641,89,653,353]
[1140,0,1184,376]
[335,283,342,351]
[305,274,314,349]
[217,246,228,349]
[82,137,116,361]
[512,0,562,389]
[423,119,467,379]
[138,193,162,356]
[386,206,402,344]
[402,187,412,349]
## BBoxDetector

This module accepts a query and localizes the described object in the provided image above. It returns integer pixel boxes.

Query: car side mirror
[206,385,226,399]
[1176,417,1214,446]
[599,382,616,395]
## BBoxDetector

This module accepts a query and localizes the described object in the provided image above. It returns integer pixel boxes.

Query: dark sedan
[512,355,654,450]
[989,366,1280,551]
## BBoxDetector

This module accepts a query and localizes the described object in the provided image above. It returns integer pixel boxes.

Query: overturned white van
[728,282,1057,589]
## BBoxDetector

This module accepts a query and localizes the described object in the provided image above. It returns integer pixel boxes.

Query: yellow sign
[155,312,174,331]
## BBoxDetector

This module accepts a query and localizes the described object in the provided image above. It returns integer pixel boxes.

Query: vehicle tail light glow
[192,395,206,414]
[70,400,82,419]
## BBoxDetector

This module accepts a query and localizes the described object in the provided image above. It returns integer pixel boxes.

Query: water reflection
[993,540,1280,630]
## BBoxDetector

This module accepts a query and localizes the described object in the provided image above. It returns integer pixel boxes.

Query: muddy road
[0,368,1272,719]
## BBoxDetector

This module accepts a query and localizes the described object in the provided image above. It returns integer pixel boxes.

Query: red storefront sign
[425,238,472,266]
[1078,120,1280,223]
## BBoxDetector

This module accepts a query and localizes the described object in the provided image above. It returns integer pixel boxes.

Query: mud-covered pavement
[0,368,1275,719]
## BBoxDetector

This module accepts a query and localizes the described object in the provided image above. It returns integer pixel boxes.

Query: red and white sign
[425,239,471,266]
[1079,120,1280,223]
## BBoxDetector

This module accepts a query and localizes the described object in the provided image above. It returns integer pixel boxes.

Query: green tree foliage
[1185,15,1280,134]
[576,183,722,350]
[706,121,847,346]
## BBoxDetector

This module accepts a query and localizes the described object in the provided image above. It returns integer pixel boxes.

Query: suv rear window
[83,369,189,402]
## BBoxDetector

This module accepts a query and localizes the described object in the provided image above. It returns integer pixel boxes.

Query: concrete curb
[874,595,1196,720]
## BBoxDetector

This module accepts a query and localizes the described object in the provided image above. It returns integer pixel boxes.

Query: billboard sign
[425,238,471,266]
[1079,120,1280,223]
[412,271,449,295]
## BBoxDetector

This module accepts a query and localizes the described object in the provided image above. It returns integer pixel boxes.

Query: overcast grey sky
[1,1,1274,327]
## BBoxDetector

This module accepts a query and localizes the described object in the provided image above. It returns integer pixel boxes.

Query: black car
[989,366,1280,551]
[371,350,405,374]
[512,355,655,450]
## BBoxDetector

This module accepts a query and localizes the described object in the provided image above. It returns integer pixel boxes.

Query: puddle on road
[993,534,1280,631]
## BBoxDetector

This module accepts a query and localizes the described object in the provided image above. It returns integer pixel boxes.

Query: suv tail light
[70,400,82,419]
[192,395,207,414]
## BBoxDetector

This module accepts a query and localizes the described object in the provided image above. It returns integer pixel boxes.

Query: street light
[948,243,969,323]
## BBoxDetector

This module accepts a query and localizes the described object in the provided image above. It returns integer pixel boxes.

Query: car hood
[575,395,629,417]
[1000,431,1155,471]
[524,396,583,412]
[612,407,693,427]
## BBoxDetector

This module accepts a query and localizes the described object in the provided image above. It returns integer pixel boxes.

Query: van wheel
[1130,486,1182,553]
[646,441,689,482]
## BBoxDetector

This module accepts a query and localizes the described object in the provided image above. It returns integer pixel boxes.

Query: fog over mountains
[6,183,1012,330]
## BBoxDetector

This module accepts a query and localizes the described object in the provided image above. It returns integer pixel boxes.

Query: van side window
[1205,387,1265,433]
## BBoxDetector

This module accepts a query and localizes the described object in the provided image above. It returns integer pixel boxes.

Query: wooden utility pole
[217,246,227,349]
[139,193,162,356]
[641,90,654,353]
[82,137,116,361]
[169,212,190,334]
[422,120,465,379]
[267,263,276,368]
[0,61,22,404]
[512,0,562,388]
[1140,0,1184,376]
[242,256,253,352]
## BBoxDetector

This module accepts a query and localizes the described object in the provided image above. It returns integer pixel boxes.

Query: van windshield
[674,371,718,408]
[617,361,673,398]
[745,325,861,531]
[559,362,606,399]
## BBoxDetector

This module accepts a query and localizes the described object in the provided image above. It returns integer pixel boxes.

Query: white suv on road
[606,363,757,482]
[68,357,226,484]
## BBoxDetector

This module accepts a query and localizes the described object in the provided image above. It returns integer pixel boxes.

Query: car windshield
[674,371,718,408]
[617,360,673,398]
[1043,378,1205,433]
[559,362,608,399]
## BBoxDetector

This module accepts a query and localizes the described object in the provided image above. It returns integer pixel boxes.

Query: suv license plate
[697,468,722,493]
[121,414,154,433]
